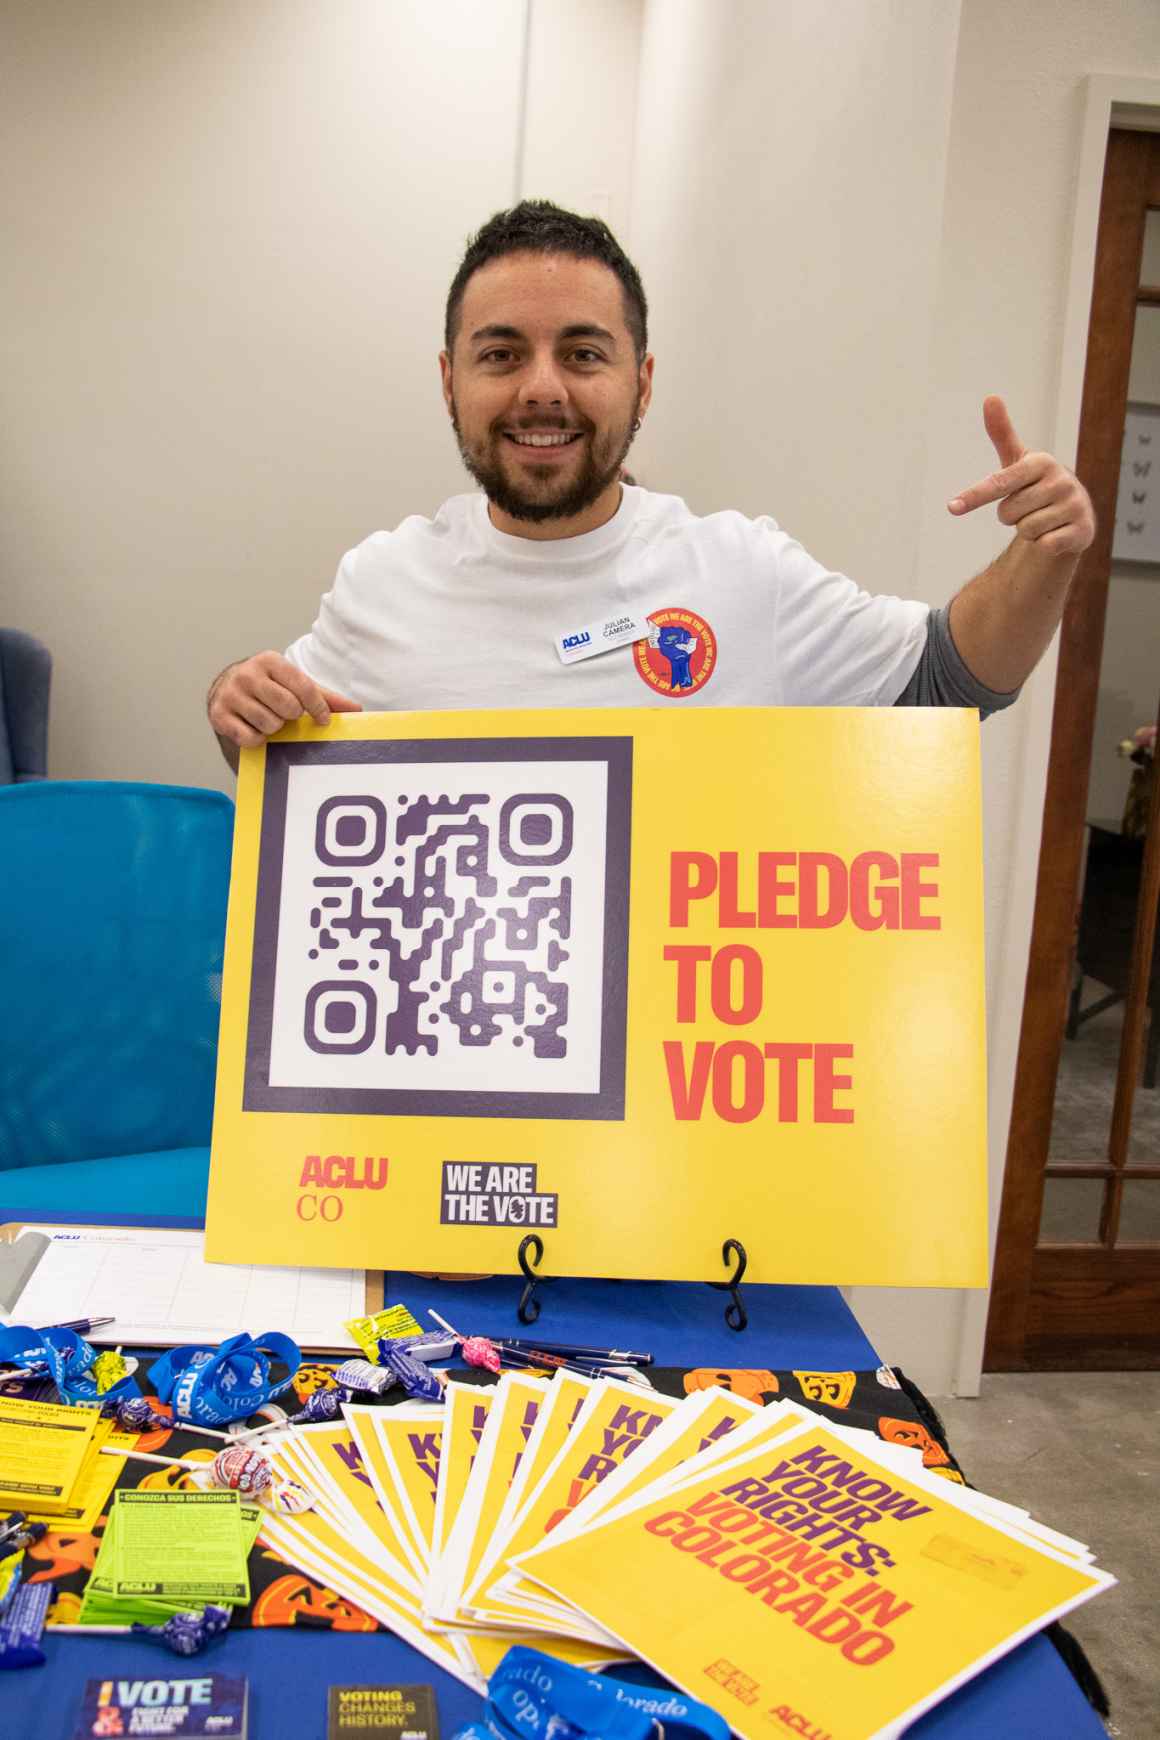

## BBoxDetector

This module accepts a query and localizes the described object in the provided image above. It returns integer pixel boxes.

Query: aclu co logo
[296,1153,388,1223]
[770,1707,832,1740]
[440,1162,558,1227]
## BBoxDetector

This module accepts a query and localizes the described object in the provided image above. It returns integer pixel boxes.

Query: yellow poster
[468,1377,676,1633]
[428,1372,548,1629]
[267,1433,420,1619]
[431,1382,493,1566]
[373,1406,445,1570]
[340,1404,427,1590]
[542,1387,770,1544]
[282,1421,419,1592]
[257,1497,467,1685]
[205,706,987,1286]
[514,1418,1114,1739]
[462,1373,593,1621]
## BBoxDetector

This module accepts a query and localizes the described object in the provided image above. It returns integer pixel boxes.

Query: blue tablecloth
[0,1209,1106,1739]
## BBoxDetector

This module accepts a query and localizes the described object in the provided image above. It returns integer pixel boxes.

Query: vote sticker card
[206,707,987,1286]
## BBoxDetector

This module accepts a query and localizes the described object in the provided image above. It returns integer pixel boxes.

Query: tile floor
[939,1372,1159,1739]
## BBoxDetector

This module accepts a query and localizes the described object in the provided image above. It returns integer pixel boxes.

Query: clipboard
[0,1222,384,1355]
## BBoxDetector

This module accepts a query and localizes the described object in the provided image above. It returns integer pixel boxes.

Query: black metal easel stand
[708,1238,749,1331]
[511,1233,748,1332]
[516,1233,552,1323]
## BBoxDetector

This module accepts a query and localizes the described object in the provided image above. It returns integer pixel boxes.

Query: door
[986,128,1160,1370]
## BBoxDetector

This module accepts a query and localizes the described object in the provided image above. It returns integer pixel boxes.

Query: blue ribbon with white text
[148,1332,301,1426]
[451,1648,730,1740]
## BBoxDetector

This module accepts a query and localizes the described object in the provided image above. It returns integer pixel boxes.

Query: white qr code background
[266,758,610,1097]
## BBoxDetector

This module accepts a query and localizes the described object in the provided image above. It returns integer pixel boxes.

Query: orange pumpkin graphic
[683,1369,779,1403]
[251,1571,377,1631]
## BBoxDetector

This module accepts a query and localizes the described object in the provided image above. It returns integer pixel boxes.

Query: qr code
[245,738,631,1119]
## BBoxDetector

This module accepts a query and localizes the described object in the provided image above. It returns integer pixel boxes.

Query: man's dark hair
[444,199,649,362]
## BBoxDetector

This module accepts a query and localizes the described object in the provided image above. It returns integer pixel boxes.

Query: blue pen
[497,1337,653,1365]
[35,1316,115,1335]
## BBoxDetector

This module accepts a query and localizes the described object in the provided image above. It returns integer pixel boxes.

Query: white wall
[2,0,529,790]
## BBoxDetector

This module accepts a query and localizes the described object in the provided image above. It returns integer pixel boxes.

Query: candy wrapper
[131,1605,232,1656]
[378,1345,446,1403]
[333,1358,396,1396]
[344,1304,424,1361]
[0,1580,53,1670]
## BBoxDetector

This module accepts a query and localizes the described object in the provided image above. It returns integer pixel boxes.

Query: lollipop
[288,1387,346,1424]
[53,1605,232,1655]
[117,1395,280,1446]
[460,1335,502,1373]
[134,1606,232,1655]
[116,1396,174,1432]
[267,1480,316,1515]
[210,1445,274,1496]
[102,1444,275,1497]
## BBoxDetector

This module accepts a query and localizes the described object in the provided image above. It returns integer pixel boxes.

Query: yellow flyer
[463,1373,594,1618]
[265,1436,419,1604]
[431,1382,493,1564]
[0,1397,101,1514]
[282,1421,418,1588]
[541,1387,769,1544]
[258,1500,468,1686]
[205,706,987,1286]
[373,1406,445,1569]
[428,1372,548,1628]
[470,1377,677,1631]
[21,1417,136,1531]
[515,1418,1115,1739]
[341,1405,429,1587]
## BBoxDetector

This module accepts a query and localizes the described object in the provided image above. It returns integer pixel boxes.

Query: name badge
[555,610,650,665]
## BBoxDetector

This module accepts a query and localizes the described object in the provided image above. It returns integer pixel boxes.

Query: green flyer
[110,1489,250,1604]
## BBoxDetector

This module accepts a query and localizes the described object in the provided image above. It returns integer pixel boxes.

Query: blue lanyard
[148,1332,301,1426]
[452,1648,730,1740]
[0,1324,140,1409]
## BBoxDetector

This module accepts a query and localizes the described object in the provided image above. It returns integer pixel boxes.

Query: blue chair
[0,627,52,782]
[0,782,233,1217]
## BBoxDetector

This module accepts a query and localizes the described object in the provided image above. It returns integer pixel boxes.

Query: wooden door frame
[950,77,1160,1392]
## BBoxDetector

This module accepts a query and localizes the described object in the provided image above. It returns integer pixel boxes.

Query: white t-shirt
[285,486,928,711]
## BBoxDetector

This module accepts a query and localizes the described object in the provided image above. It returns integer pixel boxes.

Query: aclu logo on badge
[440,1161,559,1227]
[562,630,591,650]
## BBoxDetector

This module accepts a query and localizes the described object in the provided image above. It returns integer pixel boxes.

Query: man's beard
[449,391,640,525]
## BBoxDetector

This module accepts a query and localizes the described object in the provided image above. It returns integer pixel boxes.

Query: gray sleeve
[893,605,1020,720]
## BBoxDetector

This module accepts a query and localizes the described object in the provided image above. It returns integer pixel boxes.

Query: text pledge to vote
[662,848,941,1124]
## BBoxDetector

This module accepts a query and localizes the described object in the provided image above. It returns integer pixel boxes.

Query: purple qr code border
[242,737,632,1120]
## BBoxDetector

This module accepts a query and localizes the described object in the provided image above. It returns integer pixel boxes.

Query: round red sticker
[633,607,716,697]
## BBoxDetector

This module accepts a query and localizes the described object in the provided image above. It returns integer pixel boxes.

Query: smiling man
[208,200,1093,763]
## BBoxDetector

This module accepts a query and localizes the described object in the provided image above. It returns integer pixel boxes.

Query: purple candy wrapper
[0,1580,52,1669]
[379,1345,444,1403]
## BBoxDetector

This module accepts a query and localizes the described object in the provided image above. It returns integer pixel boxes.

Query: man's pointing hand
[947,395,1095,558]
